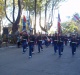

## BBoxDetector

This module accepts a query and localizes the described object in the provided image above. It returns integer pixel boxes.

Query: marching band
[17,31,80,58]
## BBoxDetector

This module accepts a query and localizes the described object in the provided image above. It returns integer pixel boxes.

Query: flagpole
[57,9,61,42]
[57,9,59,35]
[57,10,59,43]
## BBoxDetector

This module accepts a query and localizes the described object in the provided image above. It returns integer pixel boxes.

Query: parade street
[0,45,80,75]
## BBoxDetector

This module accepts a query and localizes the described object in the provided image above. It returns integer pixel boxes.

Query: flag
[57,13,61,34]
[74,14,80,21]
[27,16,32,31]
[22,15,26,30]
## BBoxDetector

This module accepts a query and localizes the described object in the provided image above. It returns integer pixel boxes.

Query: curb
[0,46,17,50]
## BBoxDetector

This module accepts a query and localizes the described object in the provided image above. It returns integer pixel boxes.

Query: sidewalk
[0,45,17,50]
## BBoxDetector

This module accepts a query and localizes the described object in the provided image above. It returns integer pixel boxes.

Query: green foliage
[22,0,66,17]
[4,0,22,34]
[23,0,51,14]
[62,21,78,34]
[0,0,5,18]
[23,0,34,11]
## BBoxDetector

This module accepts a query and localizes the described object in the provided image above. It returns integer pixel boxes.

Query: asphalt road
[0,44,80,75]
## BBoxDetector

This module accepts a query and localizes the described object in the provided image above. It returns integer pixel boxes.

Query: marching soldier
[69,34,72,47]
[22,34,27,53]
[48,34,52,46]
[44,34,49,47]
[64,35,68,46]
[52,33,58,54]
[57,34,64,57]
[71,34,77,55]
[76,35,80,47]
[21,31,28,53]
[28,33,35,58]
[37,33,43,53]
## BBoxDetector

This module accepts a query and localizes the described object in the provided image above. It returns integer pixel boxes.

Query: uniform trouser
[48,41,51,46]
[22,40,27,52]
[71,45,76,55]
[61,45,64,52]
[45,40,48,47]
[65,41,67,46]
[26,43,28,47]
[32,44,34,52]
[77,42,79,47]
[54,44,58,53]
[58,45,63,55]
[79,41,80,45]
[23,45,26,52]
[17,42,20,48]
[29,44,34,56]
[70,42,71,47]
[38,42,43,53]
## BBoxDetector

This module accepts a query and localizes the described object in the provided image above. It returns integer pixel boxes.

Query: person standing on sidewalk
[17,35,21,48]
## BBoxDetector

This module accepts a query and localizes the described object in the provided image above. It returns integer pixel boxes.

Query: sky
[50,0,80,31]
[2,0,80,32]
[57,0,80,22]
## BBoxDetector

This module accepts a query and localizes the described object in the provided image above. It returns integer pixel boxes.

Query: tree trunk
[39,0,48,33]
[39,8,46,32]
[5,0,21,34]
[48,1,54,30]
[13,0,15,23]
[39,9,41,32]
[34,0,37,34]
[45,0,47,32]
[12,0,21,34]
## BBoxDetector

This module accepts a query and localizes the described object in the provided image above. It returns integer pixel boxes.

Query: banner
[74,14,80,21]
[27,16,32,31]
[22,15,26,30]
[57,13,61,34]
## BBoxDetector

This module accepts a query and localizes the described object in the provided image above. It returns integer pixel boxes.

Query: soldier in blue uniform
[52,33,58,54]
[76,35,80,47]
[69,34,72,47]
[48,34,52,46]
[22,34,27,53]
[64,35,68,46]
[57,34,64,57]
[17,35,21,48]
[71,34,77,55]
[44,34,49,47]
[37,33,43,53]
[28,33,35,58]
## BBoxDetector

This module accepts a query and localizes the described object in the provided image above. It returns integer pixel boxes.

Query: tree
[0,0,5,35]
[4,0,22,34]
[0,0,4,15]
[22,0,41,34]
[40,0,53,32]
[0,0,5,20]
[61,21,78,34]
[23,0,66,34]
[71,13,80,34]
[23,0,44,34]
[40,0,66,33]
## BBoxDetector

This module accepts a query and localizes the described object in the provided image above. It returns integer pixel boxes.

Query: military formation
[17,32,80,58]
